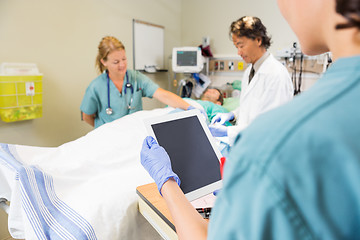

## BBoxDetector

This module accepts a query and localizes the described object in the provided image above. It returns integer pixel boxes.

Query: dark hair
[229,16,271,49]
[209,87,224,105]
[335,0,360,29]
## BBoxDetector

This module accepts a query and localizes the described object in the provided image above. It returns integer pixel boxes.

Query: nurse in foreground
[80,36,191,128]
[141,0,360,239]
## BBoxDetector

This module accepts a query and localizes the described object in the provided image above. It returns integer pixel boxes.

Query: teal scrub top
[208,56,360,239]
[80,70,159,128]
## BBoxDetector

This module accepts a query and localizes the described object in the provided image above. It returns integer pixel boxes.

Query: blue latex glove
[140,136,181,194]
[210,112,234,125]
[187,105,196,111]
[213,189,221,196]
[208,124,228,137]
[187,105,208,123]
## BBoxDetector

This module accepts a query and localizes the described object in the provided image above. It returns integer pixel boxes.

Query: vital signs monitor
[172,47,204,73]
[144,110,222,201]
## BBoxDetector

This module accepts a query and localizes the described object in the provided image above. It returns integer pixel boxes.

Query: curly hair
[229,16,271,49]
[335,0,360,29]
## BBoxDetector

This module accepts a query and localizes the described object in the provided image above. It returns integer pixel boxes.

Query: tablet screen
[145,110,222,201]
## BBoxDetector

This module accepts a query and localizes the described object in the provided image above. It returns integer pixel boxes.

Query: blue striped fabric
[0,144,97,240]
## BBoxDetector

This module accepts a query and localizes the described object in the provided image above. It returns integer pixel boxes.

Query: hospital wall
[0,0,298,149]
[0,1,298,239]
[0,0,298,146]
[181,0,297,56]
[0,0,182,148]
[180,0,301,89]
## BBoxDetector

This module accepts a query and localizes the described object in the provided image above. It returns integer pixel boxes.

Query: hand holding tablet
[142,109,222,201]
[140,136,181,194]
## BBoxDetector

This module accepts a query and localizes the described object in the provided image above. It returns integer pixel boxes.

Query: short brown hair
[209,87,224,105]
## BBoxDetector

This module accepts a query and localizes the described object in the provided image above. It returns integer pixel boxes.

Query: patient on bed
[183,87,231,125]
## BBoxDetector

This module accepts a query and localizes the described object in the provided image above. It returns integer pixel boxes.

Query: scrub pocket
[129,89,143,113]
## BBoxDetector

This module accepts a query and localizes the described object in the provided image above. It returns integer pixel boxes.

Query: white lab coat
[227,54,294,143]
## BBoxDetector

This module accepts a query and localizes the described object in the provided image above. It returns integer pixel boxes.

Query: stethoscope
[106,71,134,115]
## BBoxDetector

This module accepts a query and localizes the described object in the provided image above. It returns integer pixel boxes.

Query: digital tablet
[144,110,222,201]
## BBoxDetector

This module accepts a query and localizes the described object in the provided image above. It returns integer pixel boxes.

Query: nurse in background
[140,0,360,239]
[81,36,190,128]
[209,16,293,144]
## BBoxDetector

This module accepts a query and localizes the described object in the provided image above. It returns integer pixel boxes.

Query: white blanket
[0,107,175,240]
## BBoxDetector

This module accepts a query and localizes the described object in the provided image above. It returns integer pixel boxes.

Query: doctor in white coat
[209,16,294,144]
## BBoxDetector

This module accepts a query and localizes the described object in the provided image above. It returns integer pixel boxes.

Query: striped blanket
[0,108,173,239]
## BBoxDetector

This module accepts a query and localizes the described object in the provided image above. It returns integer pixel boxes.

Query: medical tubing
[107,73,111,109]
[298,53,304,94]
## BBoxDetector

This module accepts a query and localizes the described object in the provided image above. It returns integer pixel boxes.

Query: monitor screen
[176,51,197,67]
[172,47,203,73]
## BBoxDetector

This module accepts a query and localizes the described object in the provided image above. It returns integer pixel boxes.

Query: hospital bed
[0,98,238,240]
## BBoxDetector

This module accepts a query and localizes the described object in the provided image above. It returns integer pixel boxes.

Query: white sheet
[183,98,205,112]
[1,107,175,240]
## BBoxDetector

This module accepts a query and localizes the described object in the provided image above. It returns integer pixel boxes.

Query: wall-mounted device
[208,57,247,73]
[172,47,203,73]
[0,63,43,122]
